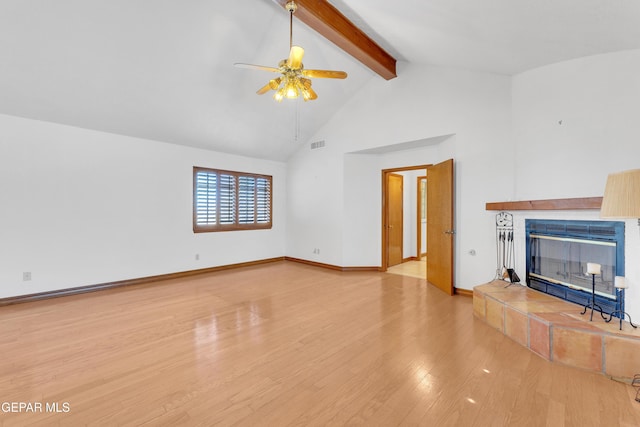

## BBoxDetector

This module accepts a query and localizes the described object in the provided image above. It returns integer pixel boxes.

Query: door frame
[381,165,430,272]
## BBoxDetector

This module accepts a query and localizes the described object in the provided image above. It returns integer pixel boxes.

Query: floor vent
[310,140,325,150]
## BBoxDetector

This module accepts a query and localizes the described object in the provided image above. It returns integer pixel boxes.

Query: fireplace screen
[529,234,616,299]
[526,219,625,312]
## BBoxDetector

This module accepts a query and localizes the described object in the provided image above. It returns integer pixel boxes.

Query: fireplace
[525,219,625,316]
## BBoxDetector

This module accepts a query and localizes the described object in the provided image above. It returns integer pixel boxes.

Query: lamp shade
[600,169,640,218]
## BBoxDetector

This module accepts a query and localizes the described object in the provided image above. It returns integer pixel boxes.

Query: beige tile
[473,291,486,319]
[604,335,640,379]
[534,312,602,332]
[486,297,504,332]
[473,279,640,380]
[505,307,528,346]
[474,280,508,293]
[529,316,551,360]
[552,328,602,372]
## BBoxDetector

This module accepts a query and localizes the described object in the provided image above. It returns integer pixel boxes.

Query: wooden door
[387,173,403,267]
[427,159,454,295]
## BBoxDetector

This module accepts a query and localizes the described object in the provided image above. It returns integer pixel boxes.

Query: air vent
[547,224,565,233]
[566,225,589,237]
[310,140,325,150]
[590,226,616,237]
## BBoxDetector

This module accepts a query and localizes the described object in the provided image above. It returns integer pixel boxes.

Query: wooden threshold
[486,197,603,211]
[273,0,397,80]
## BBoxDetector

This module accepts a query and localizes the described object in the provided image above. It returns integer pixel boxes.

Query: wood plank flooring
[386,257,427,279]
[1,261,639,426]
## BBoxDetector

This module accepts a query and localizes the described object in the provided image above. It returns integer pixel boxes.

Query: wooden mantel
[486,197,603,211]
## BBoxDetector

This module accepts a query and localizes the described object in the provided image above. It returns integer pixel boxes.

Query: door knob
[444,230,456,235]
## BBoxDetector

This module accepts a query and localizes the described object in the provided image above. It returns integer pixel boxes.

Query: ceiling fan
[234,0,347,102]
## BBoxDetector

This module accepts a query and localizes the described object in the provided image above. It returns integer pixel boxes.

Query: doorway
[417,175,427,261]
[382,165,429,273]
[382,159,455,295]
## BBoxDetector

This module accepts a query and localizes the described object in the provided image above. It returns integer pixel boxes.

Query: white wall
[511,49,640,320]
[342,153,380,266]
[513,50,640,200]
[286,138,344,266]
[287,62,513,288]
[289,49,640,326]
[0,114,287,298]
[342,147,436,267]
[7,48,638,319]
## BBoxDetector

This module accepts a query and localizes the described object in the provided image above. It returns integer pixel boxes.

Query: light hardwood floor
[386,257,427,279]
[1,261,639,426]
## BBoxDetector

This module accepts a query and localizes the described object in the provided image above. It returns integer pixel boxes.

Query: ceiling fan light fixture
[295,78,312,101]
[284,79,299,99]
[273,88,285,102]
[268,78,281,90]
[234,0,346,102]
[300,77,312,89]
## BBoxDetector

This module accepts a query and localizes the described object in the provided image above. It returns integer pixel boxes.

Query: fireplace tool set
[495,212,520,286]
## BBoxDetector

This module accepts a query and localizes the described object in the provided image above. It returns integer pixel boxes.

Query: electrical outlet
[23,272,31,281]
[195,254,200,261]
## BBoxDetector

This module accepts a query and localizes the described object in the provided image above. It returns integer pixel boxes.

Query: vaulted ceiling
[1,0,639,161]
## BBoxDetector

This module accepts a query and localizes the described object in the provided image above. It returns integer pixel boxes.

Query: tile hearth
[474,280,640,381]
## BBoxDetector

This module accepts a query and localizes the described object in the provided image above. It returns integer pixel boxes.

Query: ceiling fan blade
[302,69,348,79]
[234,63,280,73]
[256,83,272,95]
[256,77,282,95]
[287,46,304,70]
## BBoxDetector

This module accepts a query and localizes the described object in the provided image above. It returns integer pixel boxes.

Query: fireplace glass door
[529,234,616,299]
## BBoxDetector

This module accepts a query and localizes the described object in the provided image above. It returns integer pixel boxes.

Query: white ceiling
[1,0,639,161]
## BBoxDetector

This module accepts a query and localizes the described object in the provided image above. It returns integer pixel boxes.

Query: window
[193,167,272,232]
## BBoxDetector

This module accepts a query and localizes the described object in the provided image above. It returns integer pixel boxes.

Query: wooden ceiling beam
[273,0,397,80]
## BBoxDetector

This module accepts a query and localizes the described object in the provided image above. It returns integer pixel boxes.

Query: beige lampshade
[600,169,640,218]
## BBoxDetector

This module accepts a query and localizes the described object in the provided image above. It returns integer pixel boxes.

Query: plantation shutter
[219,173,236,225]
[193,167,272,232]
[256,177,271,224]
[195,170,217,226]
[238,176,256,224]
